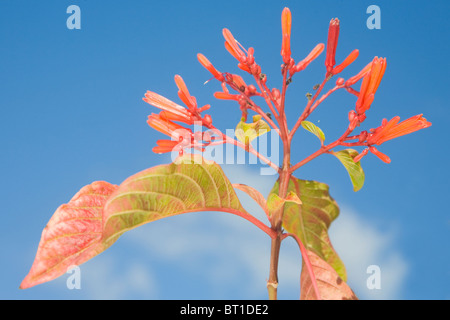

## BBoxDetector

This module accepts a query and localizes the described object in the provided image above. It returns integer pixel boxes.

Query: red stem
[200,208,277,239]
[226,136,281,173]
[307,84,343,115]
[283,232,322,300]
[340,141,366,147]
[266,65,292,300]
[290,125,355,172]
[252,74,280,120]
[261,81,281,112]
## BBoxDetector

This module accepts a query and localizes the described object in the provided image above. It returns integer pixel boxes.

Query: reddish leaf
[20,181,118,289]
[301,250,358,300]
[232,183,269,220]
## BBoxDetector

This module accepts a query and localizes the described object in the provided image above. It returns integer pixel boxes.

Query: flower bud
[246,84,257,96]
[325,18,340,73]
[272,88,281,100]
[348,110,357,122]
[332,49,359,75]
[369,146,391,163]
[202,114,213,127]
[358,130,368,143]
[353,148,368,163]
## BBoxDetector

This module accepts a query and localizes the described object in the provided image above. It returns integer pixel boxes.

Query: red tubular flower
[345,61,372,87]
[345,87,360,97]
[237,62,252,73]
[332,49,359,75]
[325,18,340,74]
[197,104,211,113]
[152,140,181,154]
[143,91,192,124]
[230,74,247,90]
[353,148,369,163]
[367,114,432,145]
[224,41,241,61]
[281,7,292,64]
[369,146,391,163]
[351,114,432,163]
[355,57,387,114]
[159,110,192,124]
[174,75,197,111]
[291,43,324,74]
[213,92,241,101]
[197,53,225,82]
[147,113,192,140]
[222,29,261,76]
[223,28,246,63]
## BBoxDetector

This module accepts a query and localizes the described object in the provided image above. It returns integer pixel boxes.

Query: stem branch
[290,124,355,172]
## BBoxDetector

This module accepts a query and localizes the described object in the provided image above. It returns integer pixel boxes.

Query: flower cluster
[350,114,432,163]
[143,7,431,168]
[143,75,214,154]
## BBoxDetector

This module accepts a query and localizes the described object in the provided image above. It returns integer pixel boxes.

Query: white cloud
[329,207,409,300]
[123,211,301,299]
[81,255,158,299]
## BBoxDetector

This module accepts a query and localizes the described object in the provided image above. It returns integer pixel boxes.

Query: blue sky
[1,0,448,300]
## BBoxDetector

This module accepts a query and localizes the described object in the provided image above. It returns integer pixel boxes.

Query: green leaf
[300,250,357,300]
[270,177,347,281]
[301,121,325,143]
[331,149,365,192]
[266,191,302,218]
[101,154,249,245]
[235,115,271,145]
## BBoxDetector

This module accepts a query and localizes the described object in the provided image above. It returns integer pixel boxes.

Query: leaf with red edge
[20,181,119,289]
[21,155,270,290]
[101,154,265,246]
[232,183,269,220]
[301,250,358,300]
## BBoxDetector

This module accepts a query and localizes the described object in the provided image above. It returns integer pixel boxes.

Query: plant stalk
[266,70,292,298]
[267,232,282,299]
[267,166,290,300]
